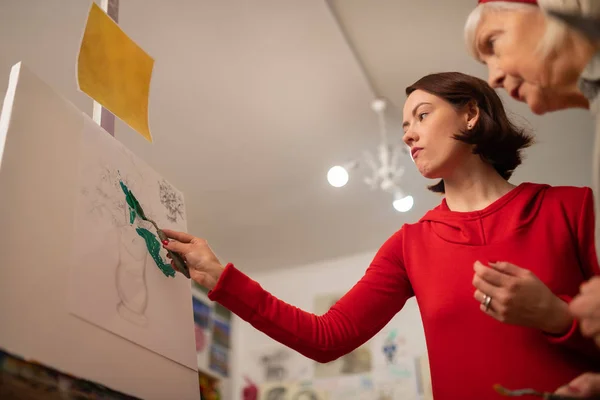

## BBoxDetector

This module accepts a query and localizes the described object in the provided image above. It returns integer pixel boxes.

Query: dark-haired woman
[163,72,599,399]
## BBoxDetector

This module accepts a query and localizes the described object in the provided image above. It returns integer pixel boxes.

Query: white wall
[230,250,430,399]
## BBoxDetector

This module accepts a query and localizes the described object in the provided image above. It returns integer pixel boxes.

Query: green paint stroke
[120,181,147,220]
[136,227,176,278]
[119,180,176,278]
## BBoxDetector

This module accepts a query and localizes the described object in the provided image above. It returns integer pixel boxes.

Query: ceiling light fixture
[327,165,350,188]
[327,98,414,212]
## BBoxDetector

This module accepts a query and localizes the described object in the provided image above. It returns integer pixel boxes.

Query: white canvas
[69,117,197,369]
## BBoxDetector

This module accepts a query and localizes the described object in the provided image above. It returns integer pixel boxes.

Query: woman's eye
[418,112,428,121]
[486,36,497,53]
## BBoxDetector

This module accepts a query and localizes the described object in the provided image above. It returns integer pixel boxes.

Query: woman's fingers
[170,260,180,273]
[556,373,600,397]
[163,239,189,255]
[161,229,195,244]
[474,289,498,315]
[472,273,499,299]
[580,277,600,294]
[580,317,600,338]
[570,290,600,319]
[474,261,511,287]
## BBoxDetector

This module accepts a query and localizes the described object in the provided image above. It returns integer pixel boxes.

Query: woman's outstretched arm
[163,229,414,362]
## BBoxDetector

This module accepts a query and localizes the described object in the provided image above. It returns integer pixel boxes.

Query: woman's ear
[465,100,480,129]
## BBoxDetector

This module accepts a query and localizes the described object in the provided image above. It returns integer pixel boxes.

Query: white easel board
[0,62,200,400]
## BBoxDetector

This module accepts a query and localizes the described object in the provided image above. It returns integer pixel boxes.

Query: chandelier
[326,99,414,212]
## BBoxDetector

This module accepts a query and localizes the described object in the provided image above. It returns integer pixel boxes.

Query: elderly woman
[163,72,599,399]
[561,277,600,395]
[464,0,599,114]
[465,0,600,395]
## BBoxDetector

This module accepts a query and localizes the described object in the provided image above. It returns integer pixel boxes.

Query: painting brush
[121,181,191,279]
[146,219,191,279]
[494,384,600,400]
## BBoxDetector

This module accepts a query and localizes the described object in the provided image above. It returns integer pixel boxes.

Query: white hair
[464,1,579,61]
[538,0,590,55]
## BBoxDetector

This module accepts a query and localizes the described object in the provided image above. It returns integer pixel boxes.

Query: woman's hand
[472,261,572,335]
[570,276,600,347]
[161,229,225,290]
[555,373,600,397]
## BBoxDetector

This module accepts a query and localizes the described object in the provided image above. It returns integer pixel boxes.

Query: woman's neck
[551,29,598,89]
[546,32,598,110]
[548,83,590,111]
[443,162,516,212]
[570,29,599,69]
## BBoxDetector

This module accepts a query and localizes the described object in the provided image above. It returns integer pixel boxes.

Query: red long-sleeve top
[209,183,600,399]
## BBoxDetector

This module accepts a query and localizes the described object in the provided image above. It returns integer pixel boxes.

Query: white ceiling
[0,0,595,272]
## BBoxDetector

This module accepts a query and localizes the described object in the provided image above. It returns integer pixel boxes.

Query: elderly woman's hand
[472,261,572,334]
[570,276,600,347]
[162,229,225,290]
[555,373,600,398]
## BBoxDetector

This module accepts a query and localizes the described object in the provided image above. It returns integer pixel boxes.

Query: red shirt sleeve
[576,187,599,279]
[207,230,413,363]
[547,187,600,358]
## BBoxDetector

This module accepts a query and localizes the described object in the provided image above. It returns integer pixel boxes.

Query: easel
[0,3,201,398]
[92,0,118,137]
[88,4,221,398]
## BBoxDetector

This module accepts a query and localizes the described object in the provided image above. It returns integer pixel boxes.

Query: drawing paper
[69,117,196,369]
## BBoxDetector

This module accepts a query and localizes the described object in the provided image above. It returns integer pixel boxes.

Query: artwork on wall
[259,382,327,400]
[311,375,371,400]
[194,323,207,354]
[212,319,231,349]
[191,289,233,379]
[260,348,292,382]
[373,370,418,400]
[199,370,222,400]
[209,301,231,376]
[381,329,408,365]
[312,293,372,378]
[68,118,196,369]
[309,364,418,400]
[242,376,259,400]
[250,346,311,383]
[193,297,211,329]
[370,326,420,379]
[313,373,413,400]
[192,297,211,354]
[214,302,232,322]
[209,344,229,377]
[414,355,433,400]
[259,383,290,400]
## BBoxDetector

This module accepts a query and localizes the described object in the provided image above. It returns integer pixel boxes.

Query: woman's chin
[419,168,438,180]
[527,103,548,115]
[415,160,442,179]
[526,98,549,115]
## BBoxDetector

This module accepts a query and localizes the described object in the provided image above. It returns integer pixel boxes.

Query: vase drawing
[116,222,149,326]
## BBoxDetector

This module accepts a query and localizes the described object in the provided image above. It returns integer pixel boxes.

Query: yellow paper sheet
[77,2,154,142]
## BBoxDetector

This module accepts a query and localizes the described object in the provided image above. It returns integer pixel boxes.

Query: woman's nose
[402,128,417,146]
[487,61,506,89]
